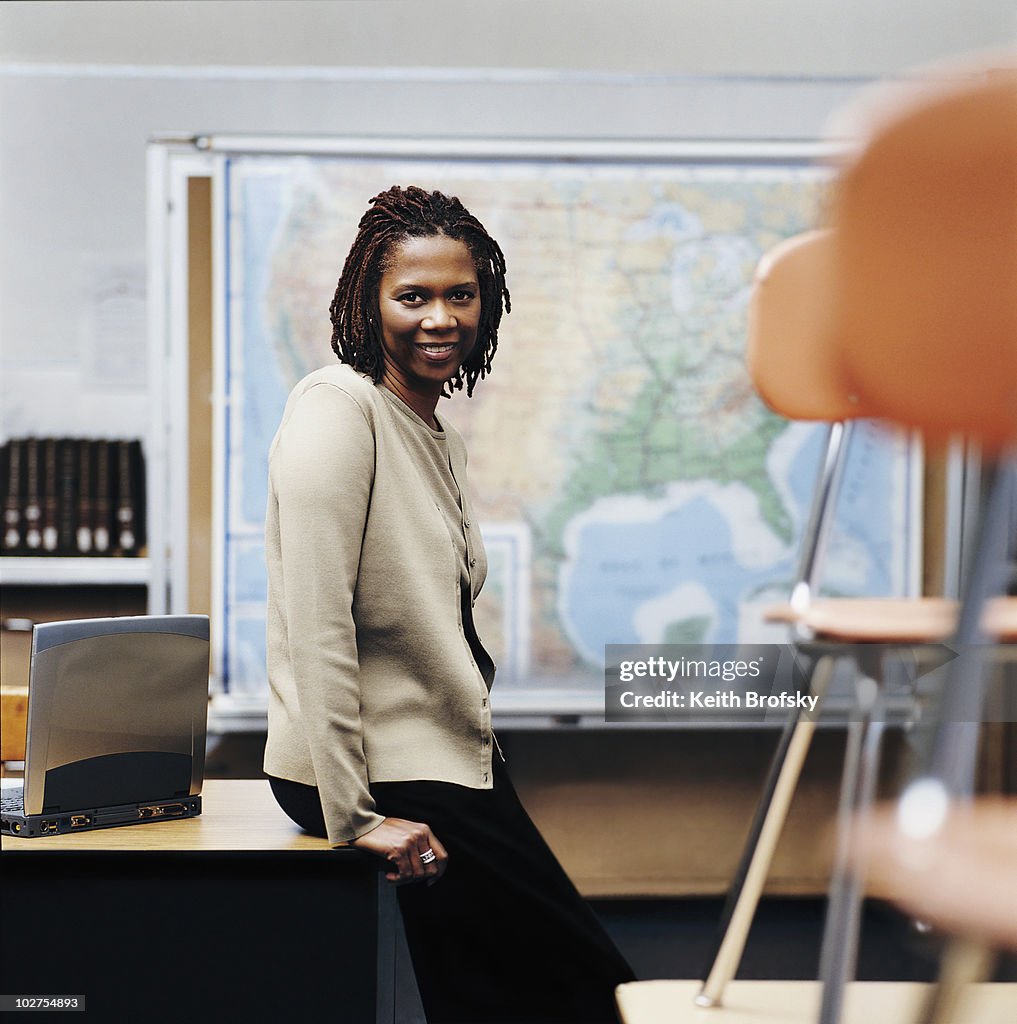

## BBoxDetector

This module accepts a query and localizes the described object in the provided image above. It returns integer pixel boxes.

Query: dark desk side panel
[2,852,379,1023]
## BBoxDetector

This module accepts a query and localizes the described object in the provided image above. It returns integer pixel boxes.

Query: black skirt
[269,758,635,1024]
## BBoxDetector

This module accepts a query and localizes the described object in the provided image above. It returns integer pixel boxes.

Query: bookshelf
[1,434,162,705]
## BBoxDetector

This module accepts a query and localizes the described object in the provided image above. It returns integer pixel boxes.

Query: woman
[264,185,635,1023]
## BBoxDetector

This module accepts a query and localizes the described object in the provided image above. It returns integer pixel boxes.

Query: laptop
[1,614,209,838]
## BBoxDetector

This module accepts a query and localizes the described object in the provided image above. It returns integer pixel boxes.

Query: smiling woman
[375,234,483,427]
[262,185,634,1023]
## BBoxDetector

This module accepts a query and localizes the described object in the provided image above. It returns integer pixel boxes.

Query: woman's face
[376,234,481,395]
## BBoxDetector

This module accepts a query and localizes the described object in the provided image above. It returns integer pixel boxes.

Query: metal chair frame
[699,447,1013,1024]
[696,418,854,1007]
[889,458,1015,1024]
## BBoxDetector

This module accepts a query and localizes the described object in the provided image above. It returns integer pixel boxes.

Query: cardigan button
[470,558,477,568]
[464,519,471,528]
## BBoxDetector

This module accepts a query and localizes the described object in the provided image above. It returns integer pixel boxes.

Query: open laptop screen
[22,615,209,818]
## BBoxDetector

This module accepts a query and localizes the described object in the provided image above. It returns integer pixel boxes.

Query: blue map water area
[563,491,779,653]
[560,422,903,663]
[830,422,901,592]
[232,541,269,604]
[229,616,269,697]
[237,170,290,528]
[223,168,291,690]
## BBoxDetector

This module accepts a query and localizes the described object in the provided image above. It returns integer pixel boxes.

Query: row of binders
[1,438,146,557]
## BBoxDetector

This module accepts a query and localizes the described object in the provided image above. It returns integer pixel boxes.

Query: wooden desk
[1,779,417,1023]
[1,779,329,851]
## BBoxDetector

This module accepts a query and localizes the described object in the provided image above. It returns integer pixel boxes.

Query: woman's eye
[398,292,422,304]
[451,290,476,302]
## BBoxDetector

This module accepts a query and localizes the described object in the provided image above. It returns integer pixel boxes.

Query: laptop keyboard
[1,787,25,813]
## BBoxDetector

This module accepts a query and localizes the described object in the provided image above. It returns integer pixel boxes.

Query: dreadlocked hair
[329,185,511,397]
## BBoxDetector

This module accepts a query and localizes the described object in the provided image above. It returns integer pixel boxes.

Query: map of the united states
[220,156,916,700]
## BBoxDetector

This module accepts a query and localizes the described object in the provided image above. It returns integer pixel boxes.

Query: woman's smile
[416,340,460,361]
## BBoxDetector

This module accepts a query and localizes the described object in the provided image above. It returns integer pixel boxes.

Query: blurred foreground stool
[832,63,1017,449]
[821,55,1017,1024]
[624,53,1017,1024]
[853,797,1017,952]
[697,228,965,1013]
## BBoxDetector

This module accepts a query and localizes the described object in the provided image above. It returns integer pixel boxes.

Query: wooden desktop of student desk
[1,779,410,1023]
[1,779,326,851]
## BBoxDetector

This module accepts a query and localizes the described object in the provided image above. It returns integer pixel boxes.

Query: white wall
[1,0,1015,437]
[4,0,1016,76]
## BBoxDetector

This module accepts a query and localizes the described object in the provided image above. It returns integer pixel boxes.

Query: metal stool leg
[903,465,1015,1024]
[697,656,835,1007]
[818,671,886,1024]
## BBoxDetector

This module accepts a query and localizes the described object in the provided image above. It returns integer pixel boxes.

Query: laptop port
[138,803,187,819]
[41,820,58,833]
[70,814,92,828]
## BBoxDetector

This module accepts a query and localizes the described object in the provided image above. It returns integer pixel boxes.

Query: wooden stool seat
[763,596,1017,643]
[615,980,1017,1024]
[852,796,1017,950]
[983,596,1017,642]
[798,597,957,643]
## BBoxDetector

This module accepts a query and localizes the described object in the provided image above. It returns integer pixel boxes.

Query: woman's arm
[271,382,386,845]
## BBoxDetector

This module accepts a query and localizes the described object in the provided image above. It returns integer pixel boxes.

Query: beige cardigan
[263,364,497,846]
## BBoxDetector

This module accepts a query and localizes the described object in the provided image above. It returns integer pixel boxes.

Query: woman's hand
[352,817,448,884]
